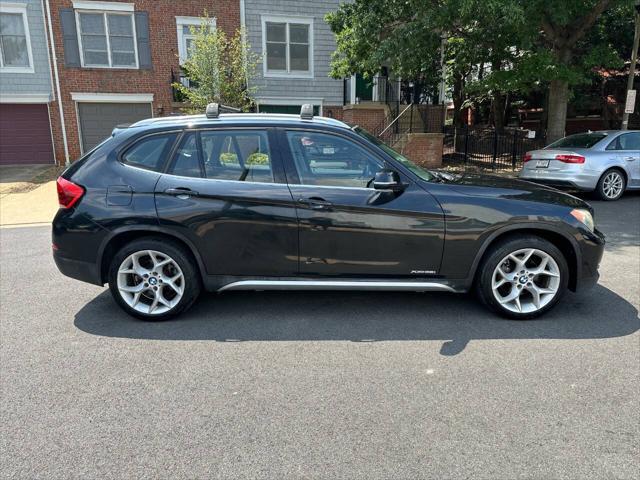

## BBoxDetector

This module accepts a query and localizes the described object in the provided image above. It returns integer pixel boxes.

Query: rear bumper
[52,208,106,286]
[519,169,599,191]
[53,249,103,286]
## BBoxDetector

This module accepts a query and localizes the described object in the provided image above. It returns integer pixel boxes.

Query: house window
[262,16,312,77]
[76,11,137,68]
[176,17,215,65]
[0,5,33,72]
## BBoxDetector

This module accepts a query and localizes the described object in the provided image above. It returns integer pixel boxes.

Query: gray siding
[244,0,345,108]
[0,0,52,99]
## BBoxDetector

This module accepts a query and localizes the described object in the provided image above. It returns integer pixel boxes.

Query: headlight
[570,209,595,232]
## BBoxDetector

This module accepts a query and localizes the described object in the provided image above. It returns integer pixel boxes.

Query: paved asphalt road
[1,194,639,479]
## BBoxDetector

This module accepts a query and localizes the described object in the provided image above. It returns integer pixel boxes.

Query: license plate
[535,160,550,168]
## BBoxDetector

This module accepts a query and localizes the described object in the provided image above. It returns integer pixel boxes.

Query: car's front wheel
[108,238,201,320]
[476,235,569,319]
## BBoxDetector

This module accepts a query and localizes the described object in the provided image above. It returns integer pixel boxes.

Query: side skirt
[216,280,460,293]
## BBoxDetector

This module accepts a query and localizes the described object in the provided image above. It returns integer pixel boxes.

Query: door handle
[298,197,333,210]
[623,156,636,161]
[164,187,199,199]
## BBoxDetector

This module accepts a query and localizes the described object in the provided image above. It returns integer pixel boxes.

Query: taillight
[56,177,85,208]
[523,152,533,162]
[555,154,585,164]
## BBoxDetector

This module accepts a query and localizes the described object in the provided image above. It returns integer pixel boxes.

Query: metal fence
[443,126,547,170]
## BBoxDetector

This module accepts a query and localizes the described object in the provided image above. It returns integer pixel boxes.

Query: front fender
[463,221,583,289]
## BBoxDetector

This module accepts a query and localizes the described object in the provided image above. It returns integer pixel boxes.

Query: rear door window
[121,132,178,171]
[200,130,274,183]
[606,133,640,151]
[166,129,274,182]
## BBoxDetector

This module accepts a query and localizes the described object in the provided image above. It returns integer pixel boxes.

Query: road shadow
[74,285,638,356]
[585,192,640,253]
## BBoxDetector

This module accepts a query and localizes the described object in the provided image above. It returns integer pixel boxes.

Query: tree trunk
[601,77,611,129]
[546,79,569,143]
[491,93,506,132]
[489,58,505,132]
[452,74,465,128]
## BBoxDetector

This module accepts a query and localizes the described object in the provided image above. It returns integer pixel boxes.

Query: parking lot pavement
[1,194,638,479]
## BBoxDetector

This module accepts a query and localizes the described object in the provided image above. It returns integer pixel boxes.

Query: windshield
[353,127,434,182]
[547,132,607,149]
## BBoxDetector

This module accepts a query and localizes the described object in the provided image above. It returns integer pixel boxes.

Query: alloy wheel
[602,171,624,199]
[116,250,185,315]
[491,248,561,314]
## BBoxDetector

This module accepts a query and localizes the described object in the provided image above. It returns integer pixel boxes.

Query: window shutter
[135,12,152,69]
[60,8,81,67]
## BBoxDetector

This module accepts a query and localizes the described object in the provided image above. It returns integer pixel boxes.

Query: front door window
[285,131,382,188]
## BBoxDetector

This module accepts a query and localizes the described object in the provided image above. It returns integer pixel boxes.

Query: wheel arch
[98,227,207,285]
[600,165,628,183]
[469,224,581,292]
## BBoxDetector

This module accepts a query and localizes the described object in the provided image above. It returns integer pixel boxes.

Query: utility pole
[621,1,640,130]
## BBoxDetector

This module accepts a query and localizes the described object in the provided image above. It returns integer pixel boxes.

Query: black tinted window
[548,133,607,149]
[122,133,177,171]
[170,133,202,178]
[200,130,273,183]
[286,131,382,187]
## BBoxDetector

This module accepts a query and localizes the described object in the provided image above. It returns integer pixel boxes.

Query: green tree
[327,0,529,129]
[173,20,259,113]
[327,0,631,139]
[443,0,527,130]
[522,0,627,141]
[326,0,442,93]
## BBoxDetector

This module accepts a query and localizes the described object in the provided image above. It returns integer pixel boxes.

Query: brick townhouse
[1,0,441,167]
[45,0,239,163]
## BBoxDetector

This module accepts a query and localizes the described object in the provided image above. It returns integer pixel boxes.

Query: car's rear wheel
[476,235,569,319]
[108,238,201,320]
[596,168,626,201]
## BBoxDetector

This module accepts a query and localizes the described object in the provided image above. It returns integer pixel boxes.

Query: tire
[595,168,626,201]
[108,237,201,320]
[475,235,569,320]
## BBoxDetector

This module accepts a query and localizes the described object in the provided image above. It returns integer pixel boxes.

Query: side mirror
[373,169,406,192]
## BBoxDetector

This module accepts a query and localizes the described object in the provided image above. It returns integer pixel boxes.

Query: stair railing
[379,103,414,138]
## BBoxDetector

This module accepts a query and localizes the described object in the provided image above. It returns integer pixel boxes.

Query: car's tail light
[56,177,85,208]
[555,154,585,164]
[523,152,533,162]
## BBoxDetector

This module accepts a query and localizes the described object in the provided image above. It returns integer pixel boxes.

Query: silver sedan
[519,130,640,201]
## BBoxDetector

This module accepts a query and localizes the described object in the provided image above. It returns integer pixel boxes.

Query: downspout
[40,0,56,165]
[239,0,250,110]
[44,0,70,165]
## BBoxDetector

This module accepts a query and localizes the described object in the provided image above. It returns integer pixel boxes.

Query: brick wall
[323,105,344,121]
[47,0,240,163]
[400,133,444,169]
[341,103,387,132]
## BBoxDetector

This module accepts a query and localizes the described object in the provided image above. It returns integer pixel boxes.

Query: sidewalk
[0,180,59,227]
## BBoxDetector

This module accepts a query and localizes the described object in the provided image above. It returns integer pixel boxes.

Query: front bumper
[574,227,605,291]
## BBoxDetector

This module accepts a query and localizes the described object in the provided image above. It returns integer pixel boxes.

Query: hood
[434,172,591,211]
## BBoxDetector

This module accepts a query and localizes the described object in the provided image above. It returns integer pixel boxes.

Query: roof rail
[205,103,242,119]
[300,104,314,120]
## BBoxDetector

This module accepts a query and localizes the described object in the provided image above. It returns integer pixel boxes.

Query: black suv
[53,104,605,320]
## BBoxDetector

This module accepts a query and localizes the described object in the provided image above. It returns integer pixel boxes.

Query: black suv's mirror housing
[373,169,406,192]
